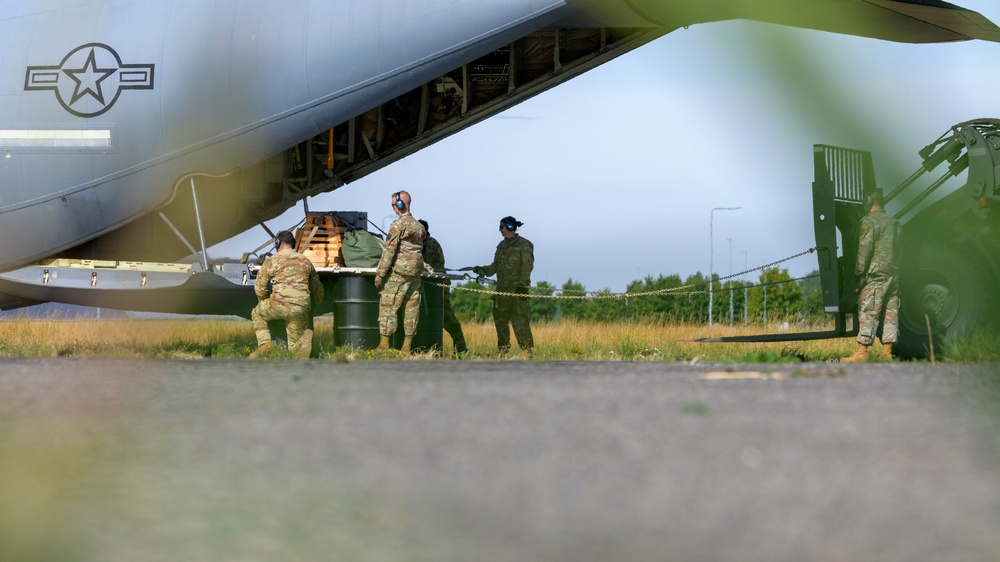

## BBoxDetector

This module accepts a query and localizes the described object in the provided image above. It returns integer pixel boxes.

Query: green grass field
[0,316,993,362]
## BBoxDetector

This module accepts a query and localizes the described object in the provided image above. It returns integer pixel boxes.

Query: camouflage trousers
[251,298,313,358]
[857,276,899,346]
[493,293,533,352]
[379,273,421,338]
[442,286,467,353]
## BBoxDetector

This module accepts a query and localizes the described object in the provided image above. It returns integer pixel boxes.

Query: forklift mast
[811,144,874,335]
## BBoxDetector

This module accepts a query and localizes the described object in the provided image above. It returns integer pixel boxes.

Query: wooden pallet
[296,214,348,267]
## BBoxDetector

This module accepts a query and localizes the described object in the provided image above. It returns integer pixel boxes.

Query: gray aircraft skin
[0,0,997,312]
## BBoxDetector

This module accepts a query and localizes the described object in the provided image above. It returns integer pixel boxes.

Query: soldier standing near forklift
[844,190,902,362]
[419,219,468,355]
[375,190,425,354]
[474,216,534,356]
[251,230,324,358]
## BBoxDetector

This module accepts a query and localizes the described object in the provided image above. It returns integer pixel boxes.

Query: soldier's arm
[254,258,272,299]
[422,238,436,268]
[309,265,324,308]
[375,223,401,286]
[480,246,501,277]
[856,219,874,277]
[424,239,444,270]
[520,243,534,288]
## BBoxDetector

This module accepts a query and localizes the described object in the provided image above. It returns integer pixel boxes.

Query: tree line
[450,267,825,325]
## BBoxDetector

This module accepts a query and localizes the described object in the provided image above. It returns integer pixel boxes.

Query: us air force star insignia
[24,43,155,118]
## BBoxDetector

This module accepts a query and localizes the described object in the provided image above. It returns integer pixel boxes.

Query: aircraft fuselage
[0,0,997,272]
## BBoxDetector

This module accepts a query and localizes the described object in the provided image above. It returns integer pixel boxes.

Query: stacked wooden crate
[296,213,348,267]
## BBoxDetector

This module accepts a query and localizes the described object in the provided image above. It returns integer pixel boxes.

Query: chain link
[429,247,819,300]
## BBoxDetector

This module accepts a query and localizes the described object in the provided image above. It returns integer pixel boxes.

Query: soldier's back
[267,250,314,306]
[424,235,445,270]
[389,215,426,275]
[865,211,901,277]
[495,236,533,289]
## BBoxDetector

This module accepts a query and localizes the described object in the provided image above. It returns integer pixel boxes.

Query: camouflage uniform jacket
[376,213,425,282]
[423,235,446,272]
[482,235,533,292]
[255,248,323,309]
[856,210,902,281]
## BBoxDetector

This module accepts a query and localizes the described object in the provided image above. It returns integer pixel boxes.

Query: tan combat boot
[249,342,272,358]
[291,329,313,359]
[842,343,870,363]
[881,343,894,360]
[400,337,413,355]
[376,335,391,351]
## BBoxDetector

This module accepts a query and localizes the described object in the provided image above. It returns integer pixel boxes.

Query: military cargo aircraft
[0,0,998,315]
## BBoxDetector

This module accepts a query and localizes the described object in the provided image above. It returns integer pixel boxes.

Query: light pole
[709,206,741,327]
[762,263,768,327]
[742,250,748,326]
[726,237,734,326]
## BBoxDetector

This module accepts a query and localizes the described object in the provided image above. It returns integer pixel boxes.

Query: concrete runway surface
[1,358,999,561]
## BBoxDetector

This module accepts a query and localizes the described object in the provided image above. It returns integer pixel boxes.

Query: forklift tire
[896,244,996,359]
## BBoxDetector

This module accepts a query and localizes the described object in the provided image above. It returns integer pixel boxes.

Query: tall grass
[0,317,260,358]
[941,331,1000,363]
[456,319,851,362]
[0,315,936,362]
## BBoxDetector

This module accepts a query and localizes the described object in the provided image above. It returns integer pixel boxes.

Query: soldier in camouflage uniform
[844,190,902,362]
[474,216,534,355]
[375,191,425,354]
[251,230,324,358]
[419,219,468,355]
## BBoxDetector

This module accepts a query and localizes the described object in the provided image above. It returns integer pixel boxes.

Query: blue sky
[212,0,1000,293]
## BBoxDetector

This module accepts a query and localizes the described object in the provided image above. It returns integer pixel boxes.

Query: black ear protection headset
[393,192,406,211]
[864,188,884,210]
[501,217,516,232]
[273,231,294,251]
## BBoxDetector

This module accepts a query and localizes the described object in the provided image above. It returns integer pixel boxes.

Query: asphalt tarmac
[2,358,999,561]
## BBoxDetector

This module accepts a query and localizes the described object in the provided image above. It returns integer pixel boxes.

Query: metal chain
[431,247,818,301]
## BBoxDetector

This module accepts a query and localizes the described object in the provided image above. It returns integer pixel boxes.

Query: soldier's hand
[374,276,384,290]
